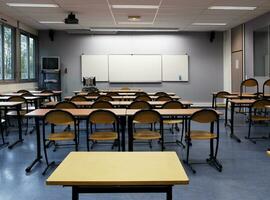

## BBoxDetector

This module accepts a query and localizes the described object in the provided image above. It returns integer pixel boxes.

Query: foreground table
[46,152,189,200]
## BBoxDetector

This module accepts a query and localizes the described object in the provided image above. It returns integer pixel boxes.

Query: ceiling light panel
[6,3,59,7]
[208,6,256,10]
[39,21,64,24]
[192,22,227,26]
[111,5,159,9]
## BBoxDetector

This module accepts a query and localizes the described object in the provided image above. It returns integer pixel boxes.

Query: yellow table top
[46,152,189,186]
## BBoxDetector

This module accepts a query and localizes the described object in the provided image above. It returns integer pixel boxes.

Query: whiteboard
[81,55,108,81]
[162,55,189,81]
[109,55,162,83]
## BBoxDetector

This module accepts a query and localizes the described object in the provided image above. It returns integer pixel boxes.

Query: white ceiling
[0,0,270,31]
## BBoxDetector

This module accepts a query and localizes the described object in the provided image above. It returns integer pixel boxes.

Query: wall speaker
[49,30,55,41]
[210,31,215,43]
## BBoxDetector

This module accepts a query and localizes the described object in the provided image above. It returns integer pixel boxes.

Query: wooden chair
[240,78,259,97]
[55,101,78,109]
[246,99,270,143]
[87,91,100,96]
[6,96,29,135]
[185,109,222,173]
[96,95,113,101]
[262,79,270,99]
[121,87,130,90]
[86,110,120,151]
[17,89,30,94]
[212,91,230,109]
[128,101,152,109]
[41,89,55,102]
[91,101,113,108]
[42,110,78,175]
[132,110,163,150]
[162,101,185,147]
[134,95,152,101]
[70,95,88,102]
[154,92,169,97]
[135,91,147,96]
[106,92,119,96]
[156,96,173,101]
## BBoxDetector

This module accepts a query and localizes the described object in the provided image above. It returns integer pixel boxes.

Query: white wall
[0,82,37,93]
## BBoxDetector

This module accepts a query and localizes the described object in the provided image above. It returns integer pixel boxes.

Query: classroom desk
[0,102,24,149]
[74,91,176,96]
[228,99,256,143]
[46,152,189,200]
[25,108,127,173]
[100,89,143,93]
[126,108,222,151]
[64,95,181,101]
[44,100,193,108]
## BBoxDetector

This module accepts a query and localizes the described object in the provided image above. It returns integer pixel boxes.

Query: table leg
[25,117,43,173]
[120,116,126,151]
[230,102,241,143]
[72,186,79,200]
[8,105,23,149]
[128,116,133,151]
[166,186,172,200]
[225,98,228,126]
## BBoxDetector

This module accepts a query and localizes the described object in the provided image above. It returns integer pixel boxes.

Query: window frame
[19,30,38,82]
[0,23,16,83]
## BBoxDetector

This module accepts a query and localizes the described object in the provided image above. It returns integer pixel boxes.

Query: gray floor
[0,114,270,200]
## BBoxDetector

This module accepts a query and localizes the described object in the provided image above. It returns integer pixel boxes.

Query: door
[231,51,243,92]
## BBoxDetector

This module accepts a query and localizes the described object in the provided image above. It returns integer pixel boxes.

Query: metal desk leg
[25,117,43,172]
[230,102,241,143]
[225,98,228,126]
[72,186,79,200]
[120,116,126,151]
[166,186,172,200]
[8,105,23,149]
[128,116,133,151]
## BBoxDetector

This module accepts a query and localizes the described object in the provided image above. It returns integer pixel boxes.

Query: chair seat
[188,130,217,140]
[134,130,161,140]
[89,132,118,141]
[7,110,28,116]
[216,103,226,108]
[251,115,270,121]
[163,119,183,124]
[48,131,75,141]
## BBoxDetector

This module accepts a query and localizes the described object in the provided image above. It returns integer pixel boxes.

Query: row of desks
[74,91,176,96]
[25,108,222,173]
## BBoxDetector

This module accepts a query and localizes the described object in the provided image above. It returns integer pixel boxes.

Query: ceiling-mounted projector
[65,12,79,24]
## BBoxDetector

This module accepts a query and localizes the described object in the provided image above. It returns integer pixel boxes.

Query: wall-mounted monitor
[42,57,60,71]
[83,76,96,86]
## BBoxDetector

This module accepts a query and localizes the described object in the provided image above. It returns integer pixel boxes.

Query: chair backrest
[154,92,169,97]
[106,92,119,96]
[91,101,113,108]
[128,101,152,109]
[216,91,230,99]
[70,95,88,102]
[134,95,152,101]
[41,89,53,93]
[17,89,30,94]
[162,100,184,109]
[133,110,161,124]
[135,91,147,96]
[88,110,118,124]
[8,96,26,103]
[96,95,113,101]
[251,99,270,109]
[121,87,130,90]
[44,110,74,126]
[156,96,173,101]
[55,101,78,109]
[191,109,218,123]
[240,78,259,95]
[263,79,270,96]
[87,91,100,96]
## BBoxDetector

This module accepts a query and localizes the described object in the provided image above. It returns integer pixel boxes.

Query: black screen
[42,57,59,70]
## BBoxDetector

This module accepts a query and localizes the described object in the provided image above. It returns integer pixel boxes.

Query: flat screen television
[42,57,60,71]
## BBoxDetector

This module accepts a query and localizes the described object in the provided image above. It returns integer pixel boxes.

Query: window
[20,33,36,80]
[0,24,15,80]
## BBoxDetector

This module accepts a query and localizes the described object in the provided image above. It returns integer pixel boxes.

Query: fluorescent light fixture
[192,23,227,26]
[208,6,256,10]
[39,21,64,24]
[90,28,179,32]
[111,5,159,9]
[118,22,153,25]
[6,3,59,8]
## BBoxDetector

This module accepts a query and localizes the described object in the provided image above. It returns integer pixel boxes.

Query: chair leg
[148,140,153,149]
[184,139,196,174]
